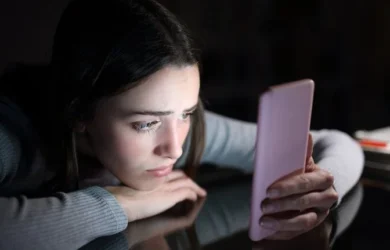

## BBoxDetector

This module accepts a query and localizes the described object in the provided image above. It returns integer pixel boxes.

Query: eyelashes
[132,120,161,133]
[132,112,195,134]
[180,111,194,121]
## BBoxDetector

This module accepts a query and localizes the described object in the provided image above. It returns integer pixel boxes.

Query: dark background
[0,0,388,135]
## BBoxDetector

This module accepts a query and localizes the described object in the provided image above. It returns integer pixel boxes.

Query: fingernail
[260,217,279,230]
[267,189,280,198]
[262,204,275,213]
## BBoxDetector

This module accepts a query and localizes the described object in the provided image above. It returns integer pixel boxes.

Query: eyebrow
[123,103,198,117]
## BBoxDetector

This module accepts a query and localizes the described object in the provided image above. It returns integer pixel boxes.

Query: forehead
[106,65,200,112]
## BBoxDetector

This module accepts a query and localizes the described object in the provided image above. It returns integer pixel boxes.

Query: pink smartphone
[249,79,315,241]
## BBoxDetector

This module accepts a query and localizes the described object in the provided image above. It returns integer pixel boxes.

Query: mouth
[146,165,174,177]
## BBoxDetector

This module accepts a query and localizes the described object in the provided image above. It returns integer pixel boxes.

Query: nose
[154,122,183,160]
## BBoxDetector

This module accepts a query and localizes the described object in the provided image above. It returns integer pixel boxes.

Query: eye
[132,120,161,133]
[180,112,194,121]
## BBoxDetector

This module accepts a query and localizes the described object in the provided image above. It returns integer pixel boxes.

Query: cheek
[90,123,151,168]
[90,120,191,169]
[109,128,153,163]
[115,134,150,159]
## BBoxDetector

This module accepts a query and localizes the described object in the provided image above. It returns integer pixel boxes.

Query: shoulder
[0,97,39,188]
[0,121,22,184]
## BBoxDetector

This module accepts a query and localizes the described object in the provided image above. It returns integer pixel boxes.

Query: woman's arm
[310,129,364,205]
[0,123,128,250]
[193,111,364,203]
[0,188,128,250]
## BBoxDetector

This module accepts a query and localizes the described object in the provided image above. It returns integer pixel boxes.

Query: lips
[146,165,173,177]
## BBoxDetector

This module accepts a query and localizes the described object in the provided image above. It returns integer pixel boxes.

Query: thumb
[306,133,313,165]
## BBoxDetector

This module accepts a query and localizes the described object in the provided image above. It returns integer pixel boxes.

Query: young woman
[0,0,364,249]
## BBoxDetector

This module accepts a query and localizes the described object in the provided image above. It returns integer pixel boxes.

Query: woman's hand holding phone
[260,134,338,240]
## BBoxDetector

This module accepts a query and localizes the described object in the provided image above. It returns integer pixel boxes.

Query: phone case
[249,79,315,241]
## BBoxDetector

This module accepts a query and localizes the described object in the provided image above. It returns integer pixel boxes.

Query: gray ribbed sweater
[0,104,364,249]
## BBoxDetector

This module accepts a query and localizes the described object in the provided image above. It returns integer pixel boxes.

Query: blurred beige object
[355,127,390,153]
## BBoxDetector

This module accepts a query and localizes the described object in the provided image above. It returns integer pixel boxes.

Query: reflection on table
[80,174,363,250]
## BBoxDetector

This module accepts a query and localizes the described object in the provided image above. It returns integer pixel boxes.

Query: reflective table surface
[81,168,388,250]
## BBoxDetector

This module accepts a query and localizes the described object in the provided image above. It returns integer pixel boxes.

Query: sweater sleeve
[188,110,364,203]
[310,129,364,205]
[0,123,128,250]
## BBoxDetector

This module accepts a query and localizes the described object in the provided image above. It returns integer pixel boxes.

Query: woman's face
[83,65,200,191]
